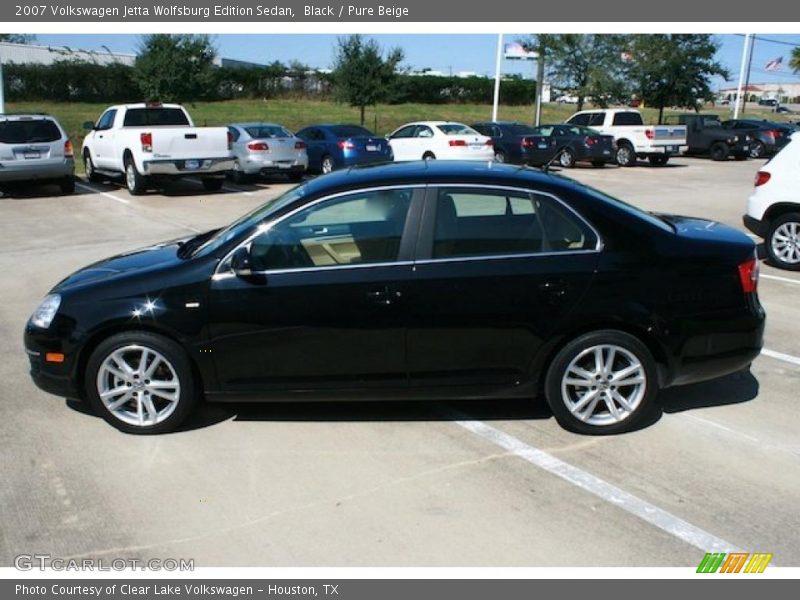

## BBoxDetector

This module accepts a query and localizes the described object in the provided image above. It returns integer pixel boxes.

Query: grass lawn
[6,98,791,174]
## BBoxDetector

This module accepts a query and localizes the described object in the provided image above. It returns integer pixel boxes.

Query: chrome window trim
[414,249,600,267]
[214,184,427,277]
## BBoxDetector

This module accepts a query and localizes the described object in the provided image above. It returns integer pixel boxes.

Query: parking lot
[1,156,799,567]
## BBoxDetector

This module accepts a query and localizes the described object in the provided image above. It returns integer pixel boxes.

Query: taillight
[227,130,233,150]
[754,171,771,187]
[140,132,152,153]
[448,139,467,147]
[247,141,269,151]
[485,139,493,146]
[337,140,355,150]
[738,258,759,294]
[521,137,535,148]
[770,129,782,138]
[63,139,73,158]
[645,129,655,140]
[295,140,306,150]
[585,136,597,146]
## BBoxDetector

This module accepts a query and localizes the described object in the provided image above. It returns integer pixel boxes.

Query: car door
[207,186,425,393]
[91,109,117,169]
[406,185,600,387]
[388,125,419,162]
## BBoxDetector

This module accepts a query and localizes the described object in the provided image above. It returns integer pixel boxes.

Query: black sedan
[24,162,765,435]
[471,121,558,166]
[721,119,793,158]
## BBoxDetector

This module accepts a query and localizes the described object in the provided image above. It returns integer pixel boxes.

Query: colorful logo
[697,552,773,573]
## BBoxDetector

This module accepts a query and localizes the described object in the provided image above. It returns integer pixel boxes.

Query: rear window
[437,124,479,136]
[330,125,374,138]
[612,112,644,126]
[0,119,61,144]
[245,125,293,139]
[122,108,190,127]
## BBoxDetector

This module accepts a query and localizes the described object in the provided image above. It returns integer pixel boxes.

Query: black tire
[422,151,436,160]
[59,176,75,195]
[615,143,636,167]
[83,151,101,183]
[647,155,669,167]
[544,330,659,435]
[750,141,766,159]
[734,153,748,161]
[84,331,198,434]
[710,142,729,162]
[230,164,248,184]
[558,148,576,168]
[287,172,304,182]
[202,178,223,192]
[124,156,148,195]
[321,155,335,174]
[591,160,606,168]
[765,212,800,271]
[494,150,507,163]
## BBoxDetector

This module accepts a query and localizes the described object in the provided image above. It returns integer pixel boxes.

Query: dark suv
[664,114,751,161]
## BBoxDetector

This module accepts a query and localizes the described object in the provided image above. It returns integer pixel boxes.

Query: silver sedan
[227,123,309,183]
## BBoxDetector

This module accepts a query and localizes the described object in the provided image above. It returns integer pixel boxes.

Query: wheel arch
[763,202,800,225]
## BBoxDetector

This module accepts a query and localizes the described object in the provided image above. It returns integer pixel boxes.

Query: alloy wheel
[771,221,800,265]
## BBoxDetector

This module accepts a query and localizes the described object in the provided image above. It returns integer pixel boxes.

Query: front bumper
[0,158,74,183]
[142,157,235,176]
[24,326,81,399]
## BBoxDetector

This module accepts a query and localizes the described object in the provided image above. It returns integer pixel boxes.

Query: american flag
[765,56,783,72]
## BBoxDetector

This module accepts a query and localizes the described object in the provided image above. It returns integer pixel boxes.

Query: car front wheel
[85,332,197,434]
[766,213,800,270]
[545,330,658,434]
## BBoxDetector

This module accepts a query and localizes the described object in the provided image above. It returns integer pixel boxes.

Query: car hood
[53,237,190,292]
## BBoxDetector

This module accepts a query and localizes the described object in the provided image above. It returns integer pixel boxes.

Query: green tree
[790,47,800,73]
[534,34,630,111]
[332,35,404,125]
[625,34,729,123]
[134,34,217,103]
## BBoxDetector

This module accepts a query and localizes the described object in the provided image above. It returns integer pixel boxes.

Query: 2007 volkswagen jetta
[24,161,765,435]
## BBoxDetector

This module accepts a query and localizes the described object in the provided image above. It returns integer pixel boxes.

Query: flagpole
[742,36,756,116]
[733,33,751,120]
[492,33,503,122]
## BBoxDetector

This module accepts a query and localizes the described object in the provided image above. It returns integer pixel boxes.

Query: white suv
[744,132,800,270]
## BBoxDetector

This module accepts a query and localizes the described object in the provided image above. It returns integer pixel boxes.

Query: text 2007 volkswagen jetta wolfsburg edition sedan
[25,162,765,435]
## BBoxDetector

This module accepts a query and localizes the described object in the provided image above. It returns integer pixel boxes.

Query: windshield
[245,125,293,138]
[191,184,308,257]
[437,124,479,136]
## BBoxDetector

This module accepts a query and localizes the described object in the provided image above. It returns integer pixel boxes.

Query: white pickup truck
[81,103,234,194]
[565,108,687,167]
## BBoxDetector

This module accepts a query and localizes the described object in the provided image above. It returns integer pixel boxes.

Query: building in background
[718,83,800,104]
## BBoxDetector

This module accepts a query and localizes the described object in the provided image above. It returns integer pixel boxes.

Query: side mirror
[230,246,254,277]
[82,121,95,131]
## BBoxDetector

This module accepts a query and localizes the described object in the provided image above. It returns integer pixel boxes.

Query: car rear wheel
[321,155,335,174]
[85,332,197,434]
[766,213,800,270]
[648,155,669,167]
[230,161,248,184]
[750,141,766,159]
[545,330,658,434]
[710,142,729,161]
[124,158,148,195]
[615,143,636,167]
[558,148,576,168]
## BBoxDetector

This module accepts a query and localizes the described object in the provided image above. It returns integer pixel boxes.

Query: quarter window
[431,188,596,259]
[247,188,414,271]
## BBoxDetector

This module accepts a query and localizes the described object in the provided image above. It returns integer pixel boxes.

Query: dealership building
[718,82,800,104]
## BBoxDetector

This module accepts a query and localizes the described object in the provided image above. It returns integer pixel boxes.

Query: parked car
[720,119,792,158]
[82,102,234,195]
[758,98,779,107]
[555,94,579,104]
[744,132,800,270]
[227,122,308,183]
[775,106,793,115]
[295,124,392,174]
[387,121,494,162]
[531,124,616,168]
[0,113,74,194]
[663,114,751,161]
[25,161,764,435]
[565,109,687,166]
[470,121,558,165]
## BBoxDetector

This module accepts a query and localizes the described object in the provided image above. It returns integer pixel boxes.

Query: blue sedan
[295,124,394,174]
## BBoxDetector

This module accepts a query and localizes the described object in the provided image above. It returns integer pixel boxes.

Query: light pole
[492,34,503,122]
[733,34,752,119]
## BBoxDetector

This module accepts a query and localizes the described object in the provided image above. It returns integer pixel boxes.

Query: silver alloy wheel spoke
[96,344,180,427]
[772,222,800,264]
[561,344,647,426]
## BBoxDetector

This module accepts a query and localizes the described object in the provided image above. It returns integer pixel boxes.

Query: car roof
[230,122,288,129]
[570,108,639,115]
[0,113,57,121]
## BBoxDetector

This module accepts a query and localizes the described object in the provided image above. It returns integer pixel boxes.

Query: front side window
[391,125,417,139]
[95,110,117,131]
[247,188,414,271]
[431,188,597,259]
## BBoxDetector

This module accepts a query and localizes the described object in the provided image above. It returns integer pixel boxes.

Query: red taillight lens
[337,140,355,150]
[448,139,467,147]
[738,258,759,294]
[585,136,598,146]
[140,132,152,153]
[63,139,73,158]
[295,140,306,150]
[247,141,269,151]
[754,171,771,187]
[485,139,493,146]
[645,129,655,140]
[521,137,535,148]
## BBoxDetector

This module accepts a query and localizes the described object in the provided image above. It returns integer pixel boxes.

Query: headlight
[30,294,61,329]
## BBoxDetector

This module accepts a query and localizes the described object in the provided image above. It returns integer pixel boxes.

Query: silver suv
[0,114,75,194]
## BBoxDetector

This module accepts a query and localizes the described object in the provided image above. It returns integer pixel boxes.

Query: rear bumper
[743,214,767,238]
[0,159,74,183]
[635,145,686,156]
[239,154,309,174]
[142,157,235,176]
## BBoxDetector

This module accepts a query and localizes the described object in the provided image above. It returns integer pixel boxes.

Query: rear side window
[431,188,597,259]
[587,113,606,127]
[437,124,479,136]
[0,119,61,144]
[123,108,190,127]
[612,112,644,126]
[245,125,292,138]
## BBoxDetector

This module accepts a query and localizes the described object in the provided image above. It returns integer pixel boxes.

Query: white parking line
[762,348,800,367]
[450,414,743,553]
[75,182,130,205]
[761,273,800,286]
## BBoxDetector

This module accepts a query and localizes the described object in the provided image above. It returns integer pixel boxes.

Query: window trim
[415,184,603,264]
[213,184,427,278]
